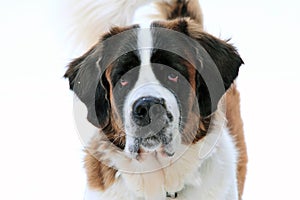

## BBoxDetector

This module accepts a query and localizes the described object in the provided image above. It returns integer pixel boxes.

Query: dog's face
[65,19,243,158]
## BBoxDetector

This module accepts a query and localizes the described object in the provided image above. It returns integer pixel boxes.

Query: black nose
[132,96,166,127]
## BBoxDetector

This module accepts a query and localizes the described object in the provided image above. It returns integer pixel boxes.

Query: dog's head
[65,19,243,158]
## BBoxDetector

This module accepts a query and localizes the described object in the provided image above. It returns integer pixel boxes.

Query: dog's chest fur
[85,111,238,200]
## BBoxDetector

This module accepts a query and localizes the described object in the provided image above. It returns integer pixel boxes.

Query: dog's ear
[64,44,110,127]
[193,32,244,117]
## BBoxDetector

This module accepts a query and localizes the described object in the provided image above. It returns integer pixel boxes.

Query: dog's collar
[166,192,178,199]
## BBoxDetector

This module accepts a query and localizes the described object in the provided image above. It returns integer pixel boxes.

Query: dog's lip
[129,144,176,160]
[140,135,161,148]
[138,146,175,158]
[143,135,159,140]
[128,127,175,158]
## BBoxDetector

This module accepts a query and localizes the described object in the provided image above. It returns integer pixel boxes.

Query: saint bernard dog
[64,0,247,199]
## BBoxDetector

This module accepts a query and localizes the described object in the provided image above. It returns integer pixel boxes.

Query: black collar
[166,192,178,198]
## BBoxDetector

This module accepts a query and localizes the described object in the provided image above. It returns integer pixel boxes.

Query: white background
[0,0,300,199]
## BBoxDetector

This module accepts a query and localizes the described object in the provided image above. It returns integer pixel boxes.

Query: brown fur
[180,61,202,144]
[105,67,126,147]
[225,84,248,199]
[181,61,211,144]
[153,16,247,198]
[156,0,203,26]
[84,137,117,191]
[102,25,138,41]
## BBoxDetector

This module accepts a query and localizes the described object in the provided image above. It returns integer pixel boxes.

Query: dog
[64,0,247,199]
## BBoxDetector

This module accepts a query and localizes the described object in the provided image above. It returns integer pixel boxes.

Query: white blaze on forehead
[123,23,181,156]
[138,22,152,63]
[136,22,159,85]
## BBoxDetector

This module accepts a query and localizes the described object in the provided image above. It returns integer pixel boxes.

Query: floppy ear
[194,33,244,117]
[64,44,110,127]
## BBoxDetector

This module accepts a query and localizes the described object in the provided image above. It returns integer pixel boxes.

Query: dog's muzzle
[132,96,166,127]
[130,96,174,153]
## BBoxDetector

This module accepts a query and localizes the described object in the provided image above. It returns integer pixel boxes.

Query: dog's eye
[168,73,178,83]
[120,78,128,86]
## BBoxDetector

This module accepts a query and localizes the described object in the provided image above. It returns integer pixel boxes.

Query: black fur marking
[64,44,109,127]
[197,36,244,90]
[151,22,243,117]
[110,51,141,118]
[151,50,192,135]
[64,26,140,132]
[194,33,244,116]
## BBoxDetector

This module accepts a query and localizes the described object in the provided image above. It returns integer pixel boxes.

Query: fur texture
[64,0,247,199]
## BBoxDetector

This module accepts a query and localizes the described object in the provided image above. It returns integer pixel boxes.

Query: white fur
[122,24,181,156]
[66,0,174,48]
[66,0,152,48]
[137,26,153,66]
[86,109,238,200]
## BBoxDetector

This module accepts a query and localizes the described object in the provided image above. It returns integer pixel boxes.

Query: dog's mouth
[128,127,175,158]
[124,91,179,159]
